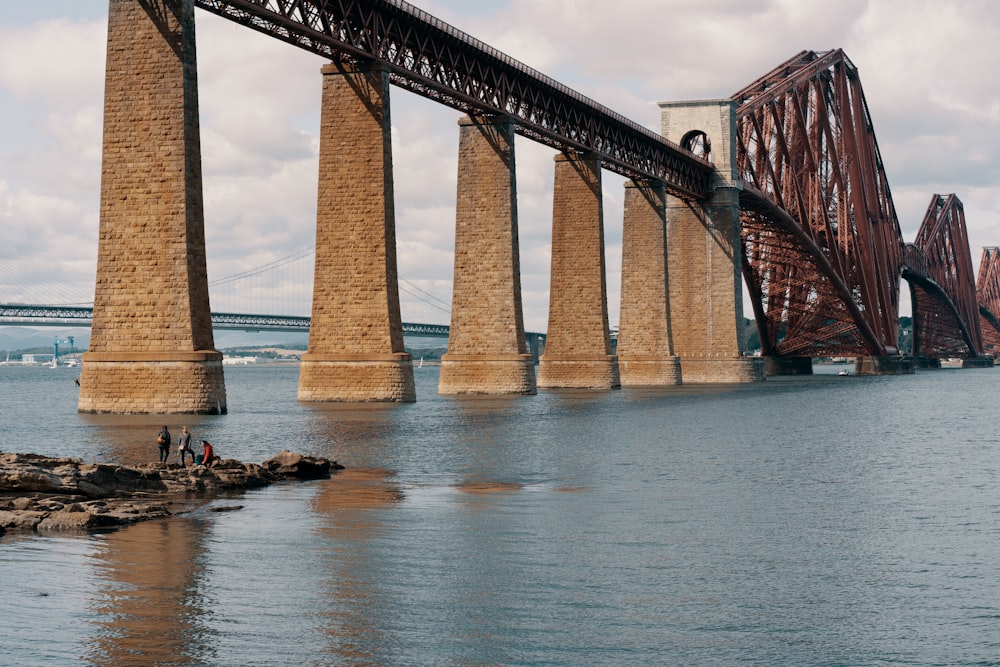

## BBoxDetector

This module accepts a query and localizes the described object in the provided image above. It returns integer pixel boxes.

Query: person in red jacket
[197,440,215,467]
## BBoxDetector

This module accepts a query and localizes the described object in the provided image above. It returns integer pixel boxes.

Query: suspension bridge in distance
[0,303,445,336]
[0,303,548,359]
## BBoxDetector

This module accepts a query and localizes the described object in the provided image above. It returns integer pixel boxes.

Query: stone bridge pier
[79,0,226,414]
[297,61,415,402]
[617,179,682,386]
[658,99,764,383]
[438,115,536,395]
[537,152,620,389]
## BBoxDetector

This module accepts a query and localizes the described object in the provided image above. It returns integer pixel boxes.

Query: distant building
[21,354,54,365]
[222,356,258,365]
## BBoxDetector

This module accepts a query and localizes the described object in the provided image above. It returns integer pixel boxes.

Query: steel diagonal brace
[740,185,885,354]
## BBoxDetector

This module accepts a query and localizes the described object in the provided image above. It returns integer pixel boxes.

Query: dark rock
[78,464,169,497]
[0,451,342,534]
[202,460,274,490]
[37,511,107,531]
[263,450,343,479]
[12,497,34,511]
[0,509,47,530]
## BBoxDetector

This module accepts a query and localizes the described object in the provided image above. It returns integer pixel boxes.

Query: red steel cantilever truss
[733,50,904,358]
[193,0,713,198]
[977,247,1000,355]
[904,195,983,358]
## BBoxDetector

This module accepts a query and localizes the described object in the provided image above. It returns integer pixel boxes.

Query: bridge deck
[193,0,713,197]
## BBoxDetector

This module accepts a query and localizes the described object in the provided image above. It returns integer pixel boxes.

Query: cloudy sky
[2,0,999,333]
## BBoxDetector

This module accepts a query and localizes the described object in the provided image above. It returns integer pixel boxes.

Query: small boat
[837,370,850,376]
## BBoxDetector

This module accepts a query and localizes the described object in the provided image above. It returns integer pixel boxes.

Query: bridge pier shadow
[855,356,915,375]
[764,357,813,376]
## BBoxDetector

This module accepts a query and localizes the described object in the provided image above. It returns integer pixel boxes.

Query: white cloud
[0,20,101,312]
[0,19,105,104]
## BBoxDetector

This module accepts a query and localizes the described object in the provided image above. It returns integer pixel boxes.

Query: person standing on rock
[177,426,194,466]
[157,426,171,465]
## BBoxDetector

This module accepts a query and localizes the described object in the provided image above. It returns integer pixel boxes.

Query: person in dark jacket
[157,426,171,464]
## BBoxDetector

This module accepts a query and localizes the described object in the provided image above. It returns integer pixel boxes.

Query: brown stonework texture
[79,0,226,414]
[537,152,620,389]
[439,115,536,395]
[298,61,415,402]
[665,193,763,383]
[618,180,681,386]
[78,358,226,415]
[660,99,763,383]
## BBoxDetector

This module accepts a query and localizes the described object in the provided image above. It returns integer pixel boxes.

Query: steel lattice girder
[192,0,713,197]
[733,49,904,357]
[908,282,972,356]
[740,200,869,357]
[905,195,983,357]
[976,247,1000,354]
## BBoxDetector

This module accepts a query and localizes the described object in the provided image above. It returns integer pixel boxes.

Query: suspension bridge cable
[209,246,315,287]
[3,250,452,318]
[207,247,452,317]
[0,260,94,306]
[399,276,451,308]
[399,283,450,315]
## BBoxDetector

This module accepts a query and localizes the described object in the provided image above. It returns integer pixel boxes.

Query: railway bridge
[65,1,995,413]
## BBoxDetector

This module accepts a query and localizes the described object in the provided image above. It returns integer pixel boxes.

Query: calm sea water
[2,362,1000,666]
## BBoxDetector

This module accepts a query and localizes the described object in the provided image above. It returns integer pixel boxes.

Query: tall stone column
[79,0,226,414]
[439,115,536,395]
[659,99,764,383]
[298,61,415,402]
[537,152,620,389]
[618,179,681,386]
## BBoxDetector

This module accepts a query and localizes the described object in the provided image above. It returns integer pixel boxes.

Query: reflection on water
[3,365,1000,664]
[302,403,407,469]
[313,468,404,512]
[455,480,523,493]
[312,469,402,664]
[87,518,211,666]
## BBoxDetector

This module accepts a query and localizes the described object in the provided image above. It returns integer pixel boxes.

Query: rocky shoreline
[0,450,344,535]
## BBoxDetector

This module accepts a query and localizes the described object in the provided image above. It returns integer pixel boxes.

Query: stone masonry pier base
[78,353,226,415]
[679,357,765,384]
[439,355,536,394]
[765,356,813,375]
[854,355,915,375]
[297,354,415,402]
[536,355,620,389]
[617,358,682,386]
